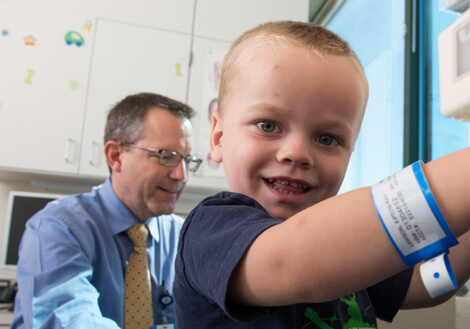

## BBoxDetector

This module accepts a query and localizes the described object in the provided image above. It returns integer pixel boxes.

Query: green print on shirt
[302,293,377,329]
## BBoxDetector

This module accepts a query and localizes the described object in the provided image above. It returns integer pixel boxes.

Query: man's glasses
[120,142,202,173]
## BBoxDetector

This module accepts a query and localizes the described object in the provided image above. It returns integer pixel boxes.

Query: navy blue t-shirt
[174,192,412,328]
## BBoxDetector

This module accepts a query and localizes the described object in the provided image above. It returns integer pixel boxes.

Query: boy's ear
[104,141,123,173]
[210,112,223,163]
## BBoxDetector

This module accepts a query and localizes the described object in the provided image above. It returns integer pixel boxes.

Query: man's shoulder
[26,188,103,230]
[43,189,99,214]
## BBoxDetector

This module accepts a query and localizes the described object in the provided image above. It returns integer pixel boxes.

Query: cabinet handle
[64,138,75,163]
[89,141,100,166]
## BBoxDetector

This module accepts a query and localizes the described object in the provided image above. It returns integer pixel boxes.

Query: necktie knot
[126,223,148,253]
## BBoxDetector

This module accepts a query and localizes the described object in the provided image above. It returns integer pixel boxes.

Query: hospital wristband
[419,251,457,298]
[370,160,458,266]
[371,161,459,297]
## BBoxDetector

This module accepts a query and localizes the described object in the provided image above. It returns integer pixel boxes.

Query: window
[326,1,406,193]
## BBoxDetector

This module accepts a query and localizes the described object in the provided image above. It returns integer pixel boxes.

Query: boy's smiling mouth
[265,178,310,195]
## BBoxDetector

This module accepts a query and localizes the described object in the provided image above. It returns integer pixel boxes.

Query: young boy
[174,21,470,328]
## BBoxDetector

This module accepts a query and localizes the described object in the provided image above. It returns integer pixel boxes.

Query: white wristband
[420,252,457,298]
[371,161,458,266]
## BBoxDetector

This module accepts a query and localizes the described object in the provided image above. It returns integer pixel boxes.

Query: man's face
[211,47,368,220]
[113,107,193,221]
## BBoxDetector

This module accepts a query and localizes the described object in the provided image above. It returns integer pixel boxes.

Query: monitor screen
[2,191,63,269]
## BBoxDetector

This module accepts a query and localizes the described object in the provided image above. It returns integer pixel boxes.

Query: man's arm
[13,215,121,329]
[228,147,470,308]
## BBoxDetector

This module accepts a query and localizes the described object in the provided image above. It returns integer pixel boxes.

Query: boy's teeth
[267,179,308,194]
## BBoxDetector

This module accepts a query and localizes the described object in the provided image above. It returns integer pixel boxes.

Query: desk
[456,296,470,329]
[0,305,14,327]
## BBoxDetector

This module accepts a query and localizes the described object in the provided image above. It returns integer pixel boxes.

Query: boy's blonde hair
[218,21,364,113]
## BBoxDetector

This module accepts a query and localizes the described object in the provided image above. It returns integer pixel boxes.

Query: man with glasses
[11,92,202,329]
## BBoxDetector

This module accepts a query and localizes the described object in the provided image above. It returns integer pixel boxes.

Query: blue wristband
[371,161,458,266]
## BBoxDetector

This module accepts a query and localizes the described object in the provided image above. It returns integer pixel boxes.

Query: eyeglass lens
[158,151,200,172]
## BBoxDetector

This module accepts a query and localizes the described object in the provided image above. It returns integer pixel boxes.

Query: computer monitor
[2,191,63,269]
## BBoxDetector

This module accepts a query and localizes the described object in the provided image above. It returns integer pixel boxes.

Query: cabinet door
[193,0,309,42]
[0,3,94,174]
[78,19,192,178]
[185,36,231,193]
[8,0,195,34]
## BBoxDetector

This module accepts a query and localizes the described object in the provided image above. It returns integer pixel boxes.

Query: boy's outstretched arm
[228,148,470,308]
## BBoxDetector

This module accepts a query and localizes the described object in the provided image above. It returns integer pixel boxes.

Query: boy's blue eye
[257,121,278,133]
[317,134,337,146]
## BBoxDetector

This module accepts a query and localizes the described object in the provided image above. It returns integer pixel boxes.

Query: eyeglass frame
[120,142,202,173]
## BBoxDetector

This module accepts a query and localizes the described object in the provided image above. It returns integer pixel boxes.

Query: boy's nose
[277,137,314,168]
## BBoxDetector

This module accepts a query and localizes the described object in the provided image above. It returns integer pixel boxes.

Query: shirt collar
[98,177,161,243]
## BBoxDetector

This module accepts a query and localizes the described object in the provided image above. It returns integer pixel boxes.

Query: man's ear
[104,141,123,173]
[210,112,223,163]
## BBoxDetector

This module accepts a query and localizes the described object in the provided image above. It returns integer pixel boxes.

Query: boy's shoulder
[182,191,281,235]
[192,191,267,213]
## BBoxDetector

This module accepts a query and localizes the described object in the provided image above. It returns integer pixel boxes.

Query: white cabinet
[7,0,195,35]
[0,1,193,180]
[78,19,192,178]
[186,36,231,188]
[193,0,310,42]
[0,3,95,175]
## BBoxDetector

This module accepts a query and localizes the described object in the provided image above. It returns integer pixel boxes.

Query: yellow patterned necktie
[124,223,154,329]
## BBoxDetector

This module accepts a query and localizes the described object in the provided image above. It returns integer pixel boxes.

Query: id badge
[151,325,175,329]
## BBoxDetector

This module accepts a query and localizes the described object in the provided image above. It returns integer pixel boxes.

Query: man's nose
[170,159,188,182]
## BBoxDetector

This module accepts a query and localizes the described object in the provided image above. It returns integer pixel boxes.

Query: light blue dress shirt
[11,178,184,329]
